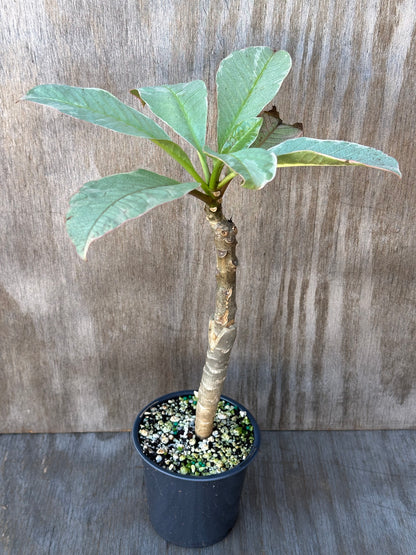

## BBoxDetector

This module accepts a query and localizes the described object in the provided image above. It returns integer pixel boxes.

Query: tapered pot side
[132,390,260,548]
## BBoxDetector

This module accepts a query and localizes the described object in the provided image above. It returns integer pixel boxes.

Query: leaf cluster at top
[24,46,401,258]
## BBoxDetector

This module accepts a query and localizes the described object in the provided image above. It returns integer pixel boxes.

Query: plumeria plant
[24,46,400,439]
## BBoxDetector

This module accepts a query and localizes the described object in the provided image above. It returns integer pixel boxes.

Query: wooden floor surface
[1,431,415,554]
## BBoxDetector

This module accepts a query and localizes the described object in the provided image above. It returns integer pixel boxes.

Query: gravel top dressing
[138,393,255,476]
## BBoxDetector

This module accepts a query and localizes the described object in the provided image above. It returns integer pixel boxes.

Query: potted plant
[24,46,400,547]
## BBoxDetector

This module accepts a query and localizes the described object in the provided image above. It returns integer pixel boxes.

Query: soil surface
[137,393,255,476]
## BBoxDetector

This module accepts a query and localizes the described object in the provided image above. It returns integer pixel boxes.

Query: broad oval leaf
[66,169,196,259]
[205,147,277,190]
[135,80,207,152]
[269,137,401,176]
[252,107,303,149]
[216,47,292,152]
[221,117,263,153]
[24,84,170,140]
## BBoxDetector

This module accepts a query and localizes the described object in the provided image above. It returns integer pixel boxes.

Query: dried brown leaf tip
[129,89,146,106]
[261,106,282,123]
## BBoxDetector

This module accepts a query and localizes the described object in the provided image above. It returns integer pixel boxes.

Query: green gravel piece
[138,394,255,476]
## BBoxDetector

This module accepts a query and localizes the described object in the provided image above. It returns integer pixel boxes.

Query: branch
[188,189,214,204]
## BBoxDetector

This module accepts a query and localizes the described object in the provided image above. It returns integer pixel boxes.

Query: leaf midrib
[256,122,287,148]
[223,119,260,152]
[208,149,273,187]
[34,89,164,137]
[220,52,275,150]
[164,85,205,151]
[72,178,183,247]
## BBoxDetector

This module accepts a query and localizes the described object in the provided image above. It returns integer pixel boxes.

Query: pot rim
[132,389,261,482]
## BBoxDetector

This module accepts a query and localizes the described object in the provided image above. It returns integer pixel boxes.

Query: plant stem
[199,180,215,197]
[218,171,236,189]
[188,189,214,204]
[208,160,224,190]
[198,151,211,183]
[195,203,238,439]
[152,139,207,188]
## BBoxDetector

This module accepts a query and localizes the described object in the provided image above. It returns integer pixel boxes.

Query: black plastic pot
[132,390,260,548]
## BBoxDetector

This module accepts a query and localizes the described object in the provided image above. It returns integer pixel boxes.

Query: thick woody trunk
[195,203,238,439]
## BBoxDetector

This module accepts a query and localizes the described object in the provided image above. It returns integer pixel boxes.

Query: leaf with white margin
[66,169,196,259]
[221,117,263,153]
[216,46,292,152]
[24,84,170,140]
[270,137,401,176]
[205,147,277,189]
[134,80,207,152]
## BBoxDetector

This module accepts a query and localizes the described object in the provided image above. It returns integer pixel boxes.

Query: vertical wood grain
[1,0,415,431]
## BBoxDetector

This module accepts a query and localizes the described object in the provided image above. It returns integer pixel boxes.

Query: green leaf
[24,84,169,140]
[269,138,401,176]
[216,47,292,152]
[252,107,303,149]
[25,84,206,183]
[134,80,207,152]
[205,147,277,189]
[221,117,263,153]
[66,169,196,259]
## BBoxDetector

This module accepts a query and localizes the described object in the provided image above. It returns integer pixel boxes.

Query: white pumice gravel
[137,394,255,476]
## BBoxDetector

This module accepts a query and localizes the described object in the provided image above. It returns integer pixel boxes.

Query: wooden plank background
[1,0,415,432]
[2,431,416,553]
